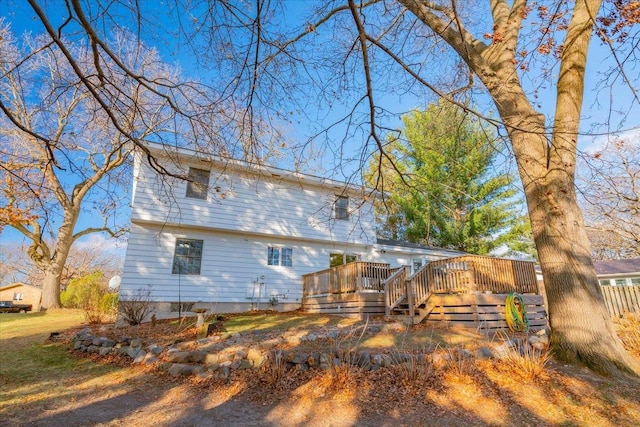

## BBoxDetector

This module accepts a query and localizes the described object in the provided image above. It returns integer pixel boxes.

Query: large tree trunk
[41,267,63,309]
[37,211,78,310]
[522,152,635,374]
[472,0,634,376]
[500,106,635,374]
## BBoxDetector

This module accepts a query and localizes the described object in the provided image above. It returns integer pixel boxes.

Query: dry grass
[260,350,288,386]
[491,333,551,382]
[4,310,640,426]
[617,313,640,358]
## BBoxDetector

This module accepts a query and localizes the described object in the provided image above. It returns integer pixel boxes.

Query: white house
[119,143,461,317]
[595,258,640,286]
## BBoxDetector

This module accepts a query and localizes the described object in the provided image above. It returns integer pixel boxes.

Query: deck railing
[302,262,391,297]
[302,256,539,319]
[384,265,411,315]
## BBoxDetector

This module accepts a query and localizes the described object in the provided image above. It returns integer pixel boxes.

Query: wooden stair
[386,295,432,325]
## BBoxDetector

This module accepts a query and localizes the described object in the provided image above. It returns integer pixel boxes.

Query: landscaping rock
[357,351,371,367]
[476,347,493,360]
[142,354,159,365]
[166,351,190,363]
[247,348,265,367]
[188,350,207,363]
[288,352,308,365]
[126,347,143,359]
[101,339,116,348]
[217,365,231,380]
[148,344,163,355]
[168,363,188,377]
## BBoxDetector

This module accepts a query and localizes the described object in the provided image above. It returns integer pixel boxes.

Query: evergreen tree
[369,101,533,256]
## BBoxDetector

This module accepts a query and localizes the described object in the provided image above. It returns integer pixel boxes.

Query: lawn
[2,309,640,426]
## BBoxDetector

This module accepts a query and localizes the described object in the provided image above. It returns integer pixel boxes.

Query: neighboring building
[0,283,42,311]
[594,258,640,286]
[119,143,463,317]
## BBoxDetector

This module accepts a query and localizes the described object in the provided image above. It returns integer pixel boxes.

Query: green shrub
[100,293,119,319]
[61,271,117,323]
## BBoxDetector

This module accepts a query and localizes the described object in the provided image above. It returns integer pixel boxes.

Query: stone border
[70,325,550,380]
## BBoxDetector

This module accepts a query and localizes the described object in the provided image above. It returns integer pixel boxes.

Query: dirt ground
[5,312,640,427]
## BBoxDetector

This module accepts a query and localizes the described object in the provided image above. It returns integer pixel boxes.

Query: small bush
[61,271,114,323]
[118,285,155,325]
[392,352,436,387]
[100,293,119,320]
[494,335,550,381]
[261,350,288,385]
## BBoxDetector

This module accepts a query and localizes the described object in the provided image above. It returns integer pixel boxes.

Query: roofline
[0,282,40,291]
[140,141,379,197]
[375,238,466,256]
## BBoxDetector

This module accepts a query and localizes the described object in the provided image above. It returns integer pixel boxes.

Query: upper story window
[172,238,204,275]
[268,247,293,267]
[334,195,349,220]
[13,292,24,301]
[186,167,210,200]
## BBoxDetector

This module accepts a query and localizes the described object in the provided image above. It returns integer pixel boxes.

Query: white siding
[131,159,376,245]
[120,223,372,304]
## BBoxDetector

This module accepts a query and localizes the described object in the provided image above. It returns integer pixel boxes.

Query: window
[13,292,23,301]
[615,279,627,286]
[281,248,293,267]
[185,167,210,199]
[412,259,423,273]
[172,239,204,275]
[268,247,293,266]
[334,195,349,220]
[631,278,640,286]
[329,253,359,268]
[267,247,280,265]
[170,302,194,312]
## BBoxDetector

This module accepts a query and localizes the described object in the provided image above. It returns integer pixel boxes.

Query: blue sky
[0,1,638,258]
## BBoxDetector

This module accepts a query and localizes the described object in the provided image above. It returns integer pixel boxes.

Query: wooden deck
[302,255,546,330]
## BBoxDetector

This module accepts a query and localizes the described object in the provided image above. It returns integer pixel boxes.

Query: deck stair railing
[384,255,538,323]
[384,265,411,315]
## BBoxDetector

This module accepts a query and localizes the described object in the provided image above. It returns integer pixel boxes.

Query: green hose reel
[505,292,529,332]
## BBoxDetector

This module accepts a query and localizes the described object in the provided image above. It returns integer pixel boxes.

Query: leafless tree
[0,23,200,308]
[580,135,640,259]
[0,238,122,289]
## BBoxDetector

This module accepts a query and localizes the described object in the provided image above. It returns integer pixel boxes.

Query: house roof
[0,282,42,292]
[142,141,378,198]
[594,258,640,276]
[376,238,464,256]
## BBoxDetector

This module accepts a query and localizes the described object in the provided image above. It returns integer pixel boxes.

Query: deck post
[357,262,363,292]
[406,278,414,324]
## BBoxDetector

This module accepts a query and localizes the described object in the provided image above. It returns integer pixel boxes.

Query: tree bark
[37,209,79,310]
[507,115,635,374]
[41,268,63,309]
[399,0,635,374]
